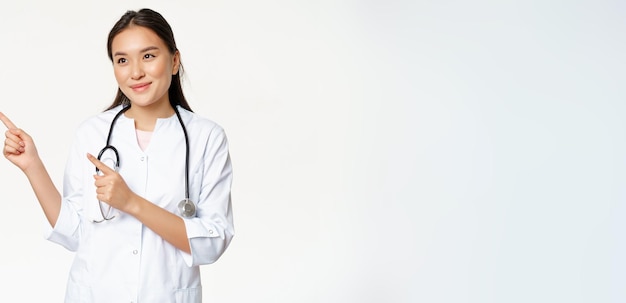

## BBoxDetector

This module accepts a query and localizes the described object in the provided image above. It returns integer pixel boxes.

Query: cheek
[146,62,170,78]
[113,68,134,97]
[113,67,127,85]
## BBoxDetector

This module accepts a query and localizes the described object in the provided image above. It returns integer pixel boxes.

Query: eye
[117,58,127,64]
[143,53,155,60]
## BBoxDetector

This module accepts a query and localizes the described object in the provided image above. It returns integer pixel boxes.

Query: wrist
[22,157,45,176]
[124,194,145,217]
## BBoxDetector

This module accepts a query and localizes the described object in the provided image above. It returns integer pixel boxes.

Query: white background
[0,0,625,302]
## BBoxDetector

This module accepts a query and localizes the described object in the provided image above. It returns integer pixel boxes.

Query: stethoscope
[92,105,196,223]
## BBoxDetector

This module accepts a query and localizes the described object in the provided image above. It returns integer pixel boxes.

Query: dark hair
[105,8,192,112]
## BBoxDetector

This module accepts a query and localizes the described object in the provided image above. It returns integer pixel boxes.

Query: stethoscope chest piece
[178,199,196,218]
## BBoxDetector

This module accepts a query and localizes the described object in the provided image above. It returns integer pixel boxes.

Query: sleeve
[180,126,235,266]
[43,131,84,251]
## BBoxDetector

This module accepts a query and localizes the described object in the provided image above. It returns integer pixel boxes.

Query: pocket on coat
[65,278,93,303]
[174,286,202,303]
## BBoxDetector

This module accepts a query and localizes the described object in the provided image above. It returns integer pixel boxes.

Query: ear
[172,50,181,75]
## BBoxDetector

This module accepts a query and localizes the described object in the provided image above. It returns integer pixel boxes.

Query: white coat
[45,105,234,303]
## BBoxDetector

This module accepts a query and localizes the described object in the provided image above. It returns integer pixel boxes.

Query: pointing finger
[0,112,18,129]
[87,153,116,174]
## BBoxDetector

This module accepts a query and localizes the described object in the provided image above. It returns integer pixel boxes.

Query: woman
[1,8,234,303]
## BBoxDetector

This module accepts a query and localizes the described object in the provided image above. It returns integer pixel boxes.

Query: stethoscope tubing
[173,107,190,201]
[94,105,193,222]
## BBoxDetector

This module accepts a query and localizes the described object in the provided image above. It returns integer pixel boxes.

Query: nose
[130,61,145,80]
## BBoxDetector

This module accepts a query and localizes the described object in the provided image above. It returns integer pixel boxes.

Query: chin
[127,96,154,107]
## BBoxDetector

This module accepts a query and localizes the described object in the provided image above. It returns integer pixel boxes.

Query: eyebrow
[113,46,160,57]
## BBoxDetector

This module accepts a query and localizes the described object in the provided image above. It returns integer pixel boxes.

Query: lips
[131,82,151,92]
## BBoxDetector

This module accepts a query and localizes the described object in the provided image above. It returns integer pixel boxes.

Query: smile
[131,83,151,92]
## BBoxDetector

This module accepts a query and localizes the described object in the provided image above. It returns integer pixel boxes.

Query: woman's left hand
[87,153,137,214]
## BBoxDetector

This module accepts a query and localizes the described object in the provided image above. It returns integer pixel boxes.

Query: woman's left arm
[179,127,235,265]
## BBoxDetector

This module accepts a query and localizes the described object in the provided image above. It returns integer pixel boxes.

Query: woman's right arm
[1,112,61,227]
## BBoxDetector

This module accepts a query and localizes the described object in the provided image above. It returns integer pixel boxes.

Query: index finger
[87,153,116,174]
[0,112,18,129]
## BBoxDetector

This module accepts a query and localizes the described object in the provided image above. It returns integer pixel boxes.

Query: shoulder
[177,106,227,137]
[74,106,125,136]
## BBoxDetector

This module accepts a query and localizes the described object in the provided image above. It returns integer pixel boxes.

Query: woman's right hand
[0,112,40,172]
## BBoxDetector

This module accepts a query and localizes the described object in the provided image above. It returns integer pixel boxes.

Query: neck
[124,102,176,131]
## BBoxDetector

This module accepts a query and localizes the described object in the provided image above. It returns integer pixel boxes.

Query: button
[208,230,214,235]
[133,250,138,255]
[140,156,145,161]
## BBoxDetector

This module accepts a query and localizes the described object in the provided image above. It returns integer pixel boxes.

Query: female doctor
[0,8,234,303]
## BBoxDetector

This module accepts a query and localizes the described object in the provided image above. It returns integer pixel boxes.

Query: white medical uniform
[45,105,234,303]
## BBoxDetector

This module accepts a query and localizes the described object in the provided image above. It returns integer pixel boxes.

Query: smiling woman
[110,25,181,130]
[0,8,234,303]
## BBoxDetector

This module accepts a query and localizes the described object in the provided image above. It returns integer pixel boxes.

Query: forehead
[111,26,167,53]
